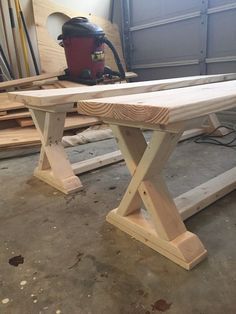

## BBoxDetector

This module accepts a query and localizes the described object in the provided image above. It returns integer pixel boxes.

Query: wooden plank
[0,110,31,121]
[32,0,126,73]
[16,118,34,127]
[77,80,236,125]
[0,93,24,111]
[64,115,100,130]
[0,127,40,148]
[0,71,64,90]
[175,167,236,221]
[9,73,236,107]
[72,151,123,174]
[0,115,100,148]
[0,111,7,116]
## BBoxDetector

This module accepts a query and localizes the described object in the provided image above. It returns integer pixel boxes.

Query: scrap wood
[62,124,113,147]
[16,118,34,127]
[0,109,30,121]
[0,115,100,148]
[0,92,24,111]
[0,71,64,90]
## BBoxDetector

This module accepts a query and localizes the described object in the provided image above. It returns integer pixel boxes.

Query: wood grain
[77,80,236,125]
[0,71,64,90]
[9,73,236,107]
[0,93,24,111]
[0,115,100,148]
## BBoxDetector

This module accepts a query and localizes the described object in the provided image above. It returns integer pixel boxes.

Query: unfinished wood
[0,115,100,148]
[107,166,236,269]
[111,126,186,239]
[16,118,34,127]
[107,210,207,270]
[32,0,126,73]
[205,113,229,136]
[0,71,64,90]
[9,73,236,107]
[0,93,24,111]
[175,167,236,221]
[106,124,207,270]
[0,111,7,116]
[78,80,236,126]
[31,108,83,193]
[0,110,31,121]
[0,127,40,148]
[64,115,100,130]
[72,151,123,174]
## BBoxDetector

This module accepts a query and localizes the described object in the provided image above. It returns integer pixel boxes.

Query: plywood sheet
[33,0,126,73]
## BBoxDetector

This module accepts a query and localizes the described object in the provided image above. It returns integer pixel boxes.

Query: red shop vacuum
[58,17,126,85]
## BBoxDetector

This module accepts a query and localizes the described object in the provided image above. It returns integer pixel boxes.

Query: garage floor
[0,134,236,314]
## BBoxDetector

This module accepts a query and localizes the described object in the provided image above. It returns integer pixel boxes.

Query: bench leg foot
[34,168,82,194]
[107,209,207,270]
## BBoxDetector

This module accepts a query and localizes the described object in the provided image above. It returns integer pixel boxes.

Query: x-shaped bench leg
[107,125,207,269]
[30,108,83,194]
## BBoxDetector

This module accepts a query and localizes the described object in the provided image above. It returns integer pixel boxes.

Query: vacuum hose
[103,37,126,80]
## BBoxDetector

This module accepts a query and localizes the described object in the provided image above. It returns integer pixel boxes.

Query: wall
[0,0,111,78]
[124,0,236,80]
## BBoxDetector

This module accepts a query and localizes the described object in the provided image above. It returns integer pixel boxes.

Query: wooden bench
[9,74,234,194]
[8,74,236,269]
[74,78,236,270]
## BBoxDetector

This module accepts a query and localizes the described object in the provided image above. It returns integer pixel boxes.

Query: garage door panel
[207,10,236,58]
[134,65,200,81]
[131,18,201,65]
[130,0,201,27]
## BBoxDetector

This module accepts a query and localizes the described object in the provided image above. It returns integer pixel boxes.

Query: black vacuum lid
[61,17,105,38]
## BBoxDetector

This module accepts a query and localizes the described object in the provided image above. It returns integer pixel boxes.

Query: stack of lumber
[0,79,101,154]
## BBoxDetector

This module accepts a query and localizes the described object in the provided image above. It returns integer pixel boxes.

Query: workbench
[9,73,234,194]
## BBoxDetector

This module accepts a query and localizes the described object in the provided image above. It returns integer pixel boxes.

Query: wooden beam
[72,151,123,174]
[175,167,236,220]
[9,73,236,107]
[78,80,236,126]
[0,71,64,90]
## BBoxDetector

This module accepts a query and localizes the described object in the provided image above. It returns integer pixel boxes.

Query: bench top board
[77,80,236,125]
[8,73,236,107]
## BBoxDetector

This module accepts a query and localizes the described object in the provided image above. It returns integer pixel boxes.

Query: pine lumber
[64,115,100,130]
[0,93,24,111]
[0,127,40,148]
[0,115,100,148]
[16,118,34,127]
[0,110,30,121]
[9,73,236,107]
[77,80,236,125]
[0,71,64,90]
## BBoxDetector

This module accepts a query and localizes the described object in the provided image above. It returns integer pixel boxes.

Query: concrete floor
[0,135,236,314]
